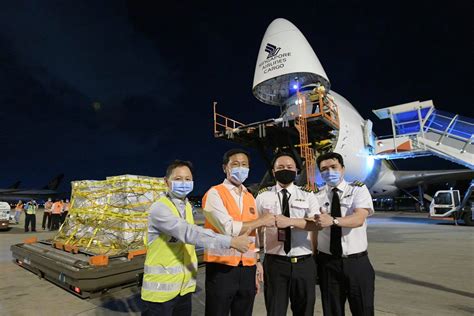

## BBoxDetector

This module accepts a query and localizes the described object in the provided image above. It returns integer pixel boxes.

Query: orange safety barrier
[213,102,245,136]
[307,98,339,129]
[24,237,38,244]
[127,249,147,260]
[89,255,109,266]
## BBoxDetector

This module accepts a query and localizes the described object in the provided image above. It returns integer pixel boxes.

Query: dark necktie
[330,188,343,256]
[281,189,291,254]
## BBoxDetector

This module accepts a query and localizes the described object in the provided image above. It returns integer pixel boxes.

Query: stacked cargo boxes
[53,175,167,255]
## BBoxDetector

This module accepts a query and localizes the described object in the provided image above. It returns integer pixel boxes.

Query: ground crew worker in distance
[14,200,23,224]
[202,148,276,316]
[312,152,375,316]
[24,199,38,232]
[61,198,70,224]
[50,199,63,230]
[141,160,252,316]
[256,152,320,316]
[42,197,53,230]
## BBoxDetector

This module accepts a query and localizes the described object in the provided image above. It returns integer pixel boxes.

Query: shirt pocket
[290,201,309,217]
[340,194,355,213]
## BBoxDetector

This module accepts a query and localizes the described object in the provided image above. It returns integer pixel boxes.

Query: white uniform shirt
[256,183,320,257]
[203,179,248,237]
[316,179,374,256]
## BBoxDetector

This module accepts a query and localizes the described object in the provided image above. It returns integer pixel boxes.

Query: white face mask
[230,167,249,184]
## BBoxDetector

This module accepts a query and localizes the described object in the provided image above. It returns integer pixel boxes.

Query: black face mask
[274,169,297,185]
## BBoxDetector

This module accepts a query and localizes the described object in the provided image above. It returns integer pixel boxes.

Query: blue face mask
[171,181,194,198]
[321,170,342,187]
[230,167,249,184]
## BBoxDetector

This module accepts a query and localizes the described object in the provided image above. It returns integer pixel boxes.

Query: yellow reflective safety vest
[141,196,198,303]
[25,203,36,215]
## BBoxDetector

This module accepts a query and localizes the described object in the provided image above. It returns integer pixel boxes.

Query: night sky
[0,1,472,194]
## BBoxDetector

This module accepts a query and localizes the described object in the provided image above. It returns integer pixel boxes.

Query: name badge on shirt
[278,228,287,242]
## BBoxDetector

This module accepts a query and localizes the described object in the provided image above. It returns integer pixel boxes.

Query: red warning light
[74,287,81,294]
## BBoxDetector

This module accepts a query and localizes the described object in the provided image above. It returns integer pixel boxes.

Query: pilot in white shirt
[256,152,319,316]
[313,152,375,316]
[316,179,374,256]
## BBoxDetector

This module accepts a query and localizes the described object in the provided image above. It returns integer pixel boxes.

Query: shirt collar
[223,178,248,194]
[276,182,296,195]
[326,179,348,193]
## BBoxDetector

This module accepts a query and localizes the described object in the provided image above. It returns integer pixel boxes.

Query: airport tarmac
[0,209,473,316]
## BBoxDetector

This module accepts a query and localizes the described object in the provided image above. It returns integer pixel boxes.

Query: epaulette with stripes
[299,185,319,193]
[350,180,365,187]
[257,187,272,195]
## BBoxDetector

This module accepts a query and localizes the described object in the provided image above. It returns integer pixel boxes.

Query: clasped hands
[305,207,333,229]
[260,212,293,228]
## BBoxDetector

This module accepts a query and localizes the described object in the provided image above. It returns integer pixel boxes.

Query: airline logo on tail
[265,43,281,59]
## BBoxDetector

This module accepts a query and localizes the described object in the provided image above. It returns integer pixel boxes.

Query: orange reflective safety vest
[51,202,63,214]
[202,184,258,266]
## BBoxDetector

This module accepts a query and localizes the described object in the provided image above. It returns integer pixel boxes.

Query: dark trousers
[142,293,192,316]
[51,214,61,230]
[205,262,256,316]
[25,214,36,232]
[42,212,51,229]
[317,252,375,316]
[61,211,68,224]
[264,254,316,316]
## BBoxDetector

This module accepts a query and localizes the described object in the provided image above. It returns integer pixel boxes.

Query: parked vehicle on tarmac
[0,201,11,230]
[429,180,474,226]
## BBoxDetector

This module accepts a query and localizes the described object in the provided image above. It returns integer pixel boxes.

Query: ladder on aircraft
[294,91,316,189]
[372,100,474,169]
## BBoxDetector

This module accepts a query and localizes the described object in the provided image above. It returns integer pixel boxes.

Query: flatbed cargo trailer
[11,239,204,299]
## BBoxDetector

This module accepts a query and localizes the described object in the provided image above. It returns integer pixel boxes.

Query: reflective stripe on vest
[143,263,198,275]
[142,279,197,293]
[141,196,198,303]
[202,184,258,266]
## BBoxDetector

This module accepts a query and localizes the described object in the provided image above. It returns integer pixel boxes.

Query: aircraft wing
[394,169,474,188]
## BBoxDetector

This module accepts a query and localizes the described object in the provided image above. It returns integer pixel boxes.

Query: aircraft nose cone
[263,18,299,36]
[252,18,330,106]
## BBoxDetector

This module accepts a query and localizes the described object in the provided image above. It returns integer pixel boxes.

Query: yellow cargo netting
[53,175,167,256]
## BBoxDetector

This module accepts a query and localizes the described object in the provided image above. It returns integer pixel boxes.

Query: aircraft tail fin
[8,181,21,189]
[43,174,64,190]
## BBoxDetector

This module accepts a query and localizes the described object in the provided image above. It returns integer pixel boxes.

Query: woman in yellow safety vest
[141,160,251,316]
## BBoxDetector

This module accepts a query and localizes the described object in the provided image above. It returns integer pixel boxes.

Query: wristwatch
[332,217,340,226]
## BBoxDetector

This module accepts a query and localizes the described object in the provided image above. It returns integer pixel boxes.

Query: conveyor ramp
[372,100,473,169]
